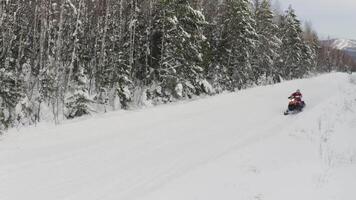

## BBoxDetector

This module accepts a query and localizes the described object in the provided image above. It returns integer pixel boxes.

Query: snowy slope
[1,73,356,200]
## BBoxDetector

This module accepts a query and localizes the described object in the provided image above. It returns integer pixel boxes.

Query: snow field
[1,73,356,200]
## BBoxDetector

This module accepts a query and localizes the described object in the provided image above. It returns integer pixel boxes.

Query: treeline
[0,0,348,131]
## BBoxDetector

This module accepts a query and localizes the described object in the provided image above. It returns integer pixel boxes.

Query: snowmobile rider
[284,89,305,115]
[289,89,303,106]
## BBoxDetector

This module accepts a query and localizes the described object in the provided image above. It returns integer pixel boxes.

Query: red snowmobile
[284,90,305,115]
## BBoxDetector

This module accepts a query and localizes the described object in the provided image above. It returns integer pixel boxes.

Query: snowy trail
[1,73,356,200]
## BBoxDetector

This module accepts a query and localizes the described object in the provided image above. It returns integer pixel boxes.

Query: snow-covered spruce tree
[84,0,110,111]
[150,0,178,102]
[65,65,93,119]
[0,1,26,129]
[276,6,307,79]
[252,0,281,84]
[91,0,136,111]
[64,0,93,119]
[30,1,54,123]
[0,68,24,129]
[298,40,314,77]
[151,0,208,100]
[37,0,72,123]
[216,0,258,90]
[174,0,211,97]
[303,22,319,73]
[107,0,133,110]
[121,0,149,108]
[199,0,225,93]
[16,1,44,126]
[74,0,104,109]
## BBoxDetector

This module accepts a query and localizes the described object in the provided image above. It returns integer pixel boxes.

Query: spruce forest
[0,0,354,131]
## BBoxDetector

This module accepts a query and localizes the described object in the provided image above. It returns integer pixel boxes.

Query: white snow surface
[1,73,356,200]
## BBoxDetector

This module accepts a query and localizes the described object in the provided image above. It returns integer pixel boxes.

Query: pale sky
[275,0,356,40]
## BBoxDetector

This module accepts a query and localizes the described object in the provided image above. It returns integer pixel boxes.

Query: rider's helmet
[296,89,300,93]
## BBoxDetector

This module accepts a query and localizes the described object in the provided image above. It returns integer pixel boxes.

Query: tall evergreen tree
[277,6,306,79]
[217,0,258,90]
[152,0,208,100]
[105,0,134,109]
[303,22,319,72]
[252,0,281,83]
[64,0,93,119]
[0,0,25,129]
[65,66,92,119]
[199,0,223,92]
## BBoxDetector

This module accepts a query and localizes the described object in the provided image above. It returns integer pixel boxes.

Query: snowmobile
[284,96,305,115]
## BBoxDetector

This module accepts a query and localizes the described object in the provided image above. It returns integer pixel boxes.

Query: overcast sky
[275,0,356,40]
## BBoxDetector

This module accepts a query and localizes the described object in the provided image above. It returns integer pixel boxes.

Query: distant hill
[322,39,356,61]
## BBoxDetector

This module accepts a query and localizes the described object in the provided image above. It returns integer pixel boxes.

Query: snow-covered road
[1,73,356,200]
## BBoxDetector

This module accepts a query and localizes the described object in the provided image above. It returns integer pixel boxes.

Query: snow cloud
[276,0,356,40]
